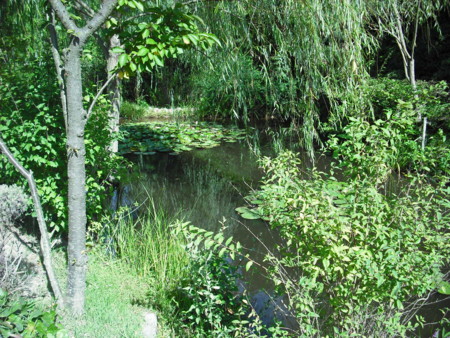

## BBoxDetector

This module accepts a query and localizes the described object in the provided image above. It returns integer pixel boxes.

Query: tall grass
[108,203,190,312]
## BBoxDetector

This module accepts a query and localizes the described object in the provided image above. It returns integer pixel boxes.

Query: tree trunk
[409,58,417,91]
[48,0,119,315]
[107,34,121,153]
[65,45,88,315]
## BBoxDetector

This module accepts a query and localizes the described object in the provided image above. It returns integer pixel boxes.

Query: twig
[85,74,117,122]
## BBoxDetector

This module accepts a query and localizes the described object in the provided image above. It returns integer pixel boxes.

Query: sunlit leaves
[110,3,220,75]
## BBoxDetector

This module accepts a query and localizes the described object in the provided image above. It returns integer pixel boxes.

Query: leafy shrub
[238,151,450,335]
[329,96,450,179]
[172,225,244,336]
[0,288,62,337]
[0,56,124,232]
[0,185,28,225]
[367,78,450,130]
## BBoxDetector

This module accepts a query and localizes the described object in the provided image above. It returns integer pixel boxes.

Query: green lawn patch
[59,251,148,337]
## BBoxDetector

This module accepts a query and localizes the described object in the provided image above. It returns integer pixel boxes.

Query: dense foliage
[97,208,283,336]
[0,53,124,231]
[1,0,449,334]
[237,101,450,334]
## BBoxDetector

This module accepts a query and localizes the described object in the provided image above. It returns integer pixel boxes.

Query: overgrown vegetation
[1,0,450,335]
[93,206,283,336]
[236,92,450,334]
[0,289,62,337]
[0,55,125,232]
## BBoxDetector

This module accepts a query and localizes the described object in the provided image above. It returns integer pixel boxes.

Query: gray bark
[48,10,68,132]
[64,45,88,314]
[48,0,118,315]
[107,34,121,153]
[421,117,428,151]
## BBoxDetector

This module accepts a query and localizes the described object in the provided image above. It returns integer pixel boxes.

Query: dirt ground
[0,223,50,301]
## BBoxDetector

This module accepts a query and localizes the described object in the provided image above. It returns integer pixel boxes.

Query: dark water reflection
[115,137,333,326]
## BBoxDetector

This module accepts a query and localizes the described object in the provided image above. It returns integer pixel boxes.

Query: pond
[113,122,335,326]
[114,121,450,333]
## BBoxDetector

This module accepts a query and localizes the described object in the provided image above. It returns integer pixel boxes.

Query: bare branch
[0,137,65,309]
[123,11,159,23]
[86,74,117,122]
[48,10,68,132]
[410,0,422,59]
[81,0,118,40]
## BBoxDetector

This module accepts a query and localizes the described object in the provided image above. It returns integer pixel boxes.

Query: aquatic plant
[119,121,246,155]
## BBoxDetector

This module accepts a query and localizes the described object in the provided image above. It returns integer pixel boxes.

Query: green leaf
[245,260,253,271]
[142,29,150,39]
[153,54,164,67]
[118,53,128,67]
[111,47,125,54]
[437,281,450,295]
[137,47,149,56]
[235,207,260,220]
[134,0,144,11]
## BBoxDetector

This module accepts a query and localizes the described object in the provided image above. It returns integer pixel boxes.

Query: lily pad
[119,121,247,156]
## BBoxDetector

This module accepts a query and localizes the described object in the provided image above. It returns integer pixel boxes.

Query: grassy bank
[56,250,149,337]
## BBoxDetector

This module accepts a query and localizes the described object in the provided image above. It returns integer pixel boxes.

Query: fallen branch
[0,136,65,309]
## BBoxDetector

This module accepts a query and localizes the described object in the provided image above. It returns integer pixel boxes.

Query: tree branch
[81,0,118,40]
[47,0,79,32]
[410,0,422,60]
[123,11,159,23]
[73,0,96,17]
[72,0,110,58]
[0,137,65,310]
[48,10,68,132]
[85,74,117,122]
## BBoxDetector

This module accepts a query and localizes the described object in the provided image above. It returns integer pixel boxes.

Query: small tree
[47,0,218,314]
[369,1,447,90]
[47,0,119,314]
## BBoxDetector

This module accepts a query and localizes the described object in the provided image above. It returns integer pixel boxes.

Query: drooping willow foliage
[155,0,378,152]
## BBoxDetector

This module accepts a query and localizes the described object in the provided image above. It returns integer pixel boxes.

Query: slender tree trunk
[48,0,118,314]
[409,58,416,91]
[107,34,121,153]
[64,45,88,314]
[135,71,142,101]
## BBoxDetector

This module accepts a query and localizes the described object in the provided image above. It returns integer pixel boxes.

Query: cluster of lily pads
[119,121,246,155]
